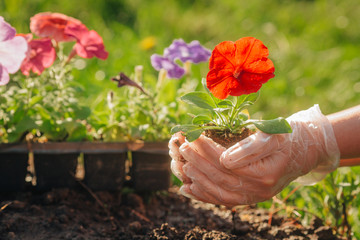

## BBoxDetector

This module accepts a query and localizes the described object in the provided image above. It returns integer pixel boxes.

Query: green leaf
[40,119,67,141]
[192,115,212,125]
[170,124,200,134]
[201,78,211,94]
[170,124,205,141]
[217,100,233,108]
[73,106,91,119]
[11,103,26,123]
[0,96,7,104]
[7,115,38,142]
[181,92,216,110]
[36,105,51,120]
[250,117,292,134]
[63,121,88,141]
[214,107,231,113]
[185,128,204,142]
[238,112,249,121]
[244,91,260,104]
[29,95,43,108]
[236,92,260,109]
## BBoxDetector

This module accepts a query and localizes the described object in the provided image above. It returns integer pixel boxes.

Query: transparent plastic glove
[170,105,340,206]
[169,132,192,184]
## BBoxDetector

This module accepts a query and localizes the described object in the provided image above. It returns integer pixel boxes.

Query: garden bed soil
[0,186,341,240]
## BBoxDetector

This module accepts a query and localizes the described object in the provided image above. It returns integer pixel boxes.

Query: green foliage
[88,68,194,142]
[171,82,292,142]
[303,167,360,238]
[181,91,216,110]
[258,167,360,238]
[0,49,91,143]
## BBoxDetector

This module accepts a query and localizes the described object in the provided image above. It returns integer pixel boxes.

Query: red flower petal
[65,24,108,60]
[20,38,56,76]
[30,12,81,42]
[206,37,275,99]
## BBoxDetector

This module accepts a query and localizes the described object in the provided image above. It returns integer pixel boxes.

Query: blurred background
[1,0,359,118]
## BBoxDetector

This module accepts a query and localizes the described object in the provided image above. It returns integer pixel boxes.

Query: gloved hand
[169,105,340,206]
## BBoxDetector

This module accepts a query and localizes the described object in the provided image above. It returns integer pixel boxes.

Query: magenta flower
[19,33,56,76]
[164,39,211,63]
[0,16,28,85]
[150,39,210,79]
[64,23,108,60]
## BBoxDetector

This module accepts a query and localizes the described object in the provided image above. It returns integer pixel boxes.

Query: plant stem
[208,94,228,127]
[214,110,228,128]
[228,96,238,125]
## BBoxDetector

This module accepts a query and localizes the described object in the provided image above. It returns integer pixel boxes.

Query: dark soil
[205,128,253,149]
[0,186,341,240]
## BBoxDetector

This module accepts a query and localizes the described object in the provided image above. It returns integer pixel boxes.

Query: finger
[221,132,282,169]
[180,144,239,190]
[168,132,186,161]
[179,184,196,199]
[170,159,192,184]
[169,149,184,162]
[180,184,224,205]
[182,162,251,206]
[188,134,226,169]
[231,151,300,192]
[188,183,229,206]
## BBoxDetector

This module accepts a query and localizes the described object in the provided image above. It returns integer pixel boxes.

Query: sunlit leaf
[192,115,212,125]
[185,128,204,142]
[170,124,200,134]
[250,117,292,134]
[217,100,233,107]
[181,92,216,110]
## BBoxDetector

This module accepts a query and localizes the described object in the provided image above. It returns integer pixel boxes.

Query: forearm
[327,105,360,159]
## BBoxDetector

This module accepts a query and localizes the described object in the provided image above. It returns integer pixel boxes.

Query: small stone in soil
[129,221,142,233]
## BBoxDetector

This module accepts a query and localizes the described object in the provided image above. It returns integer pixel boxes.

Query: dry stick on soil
[70,171,151,225]
[268,185,302,225]
[0,202,12,213]
[131,209,151,223]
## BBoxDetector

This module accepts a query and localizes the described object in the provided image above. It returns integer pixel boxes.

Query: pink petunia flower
[30,12,82,42]
[64,23,108,61]
[18,33,56,76]
[0,16,28,85]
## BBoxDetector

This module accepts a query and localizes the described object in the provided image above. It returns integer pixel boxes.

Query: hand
[169,105,340,206]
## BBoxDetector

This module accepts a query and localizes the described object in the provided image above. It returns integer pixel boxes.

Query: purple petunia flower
[164,39,211,64]
[151,54,185,79]
[150,39,210,79]
[0,16,28,85]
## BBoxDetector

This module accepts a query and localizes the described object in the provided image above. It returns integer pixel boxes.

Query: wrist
[291,105,340,184]
[327,105,360,159]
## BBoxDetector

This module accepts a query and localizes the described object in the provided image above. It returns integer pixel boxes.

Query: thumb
[220,132,281,169]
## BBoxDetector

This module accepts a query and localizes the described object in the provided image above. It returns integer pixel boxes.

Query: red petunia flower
[64,23,108,60]
[30,12,82,42]
[206,37,275,99]
[19,33,56,76]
